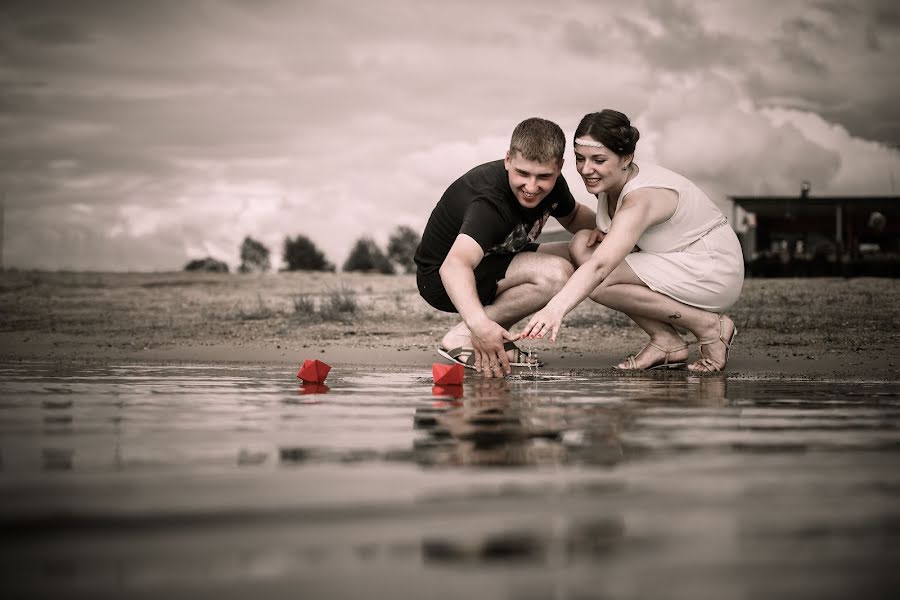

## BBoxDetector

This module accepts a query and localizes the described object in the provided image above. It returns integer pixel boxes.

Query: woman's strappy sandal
[688,314,736,373]
[614,341,689,371]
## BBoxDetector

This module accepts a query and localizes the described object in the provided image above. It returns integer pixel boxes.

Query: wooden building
[730,192,900,276]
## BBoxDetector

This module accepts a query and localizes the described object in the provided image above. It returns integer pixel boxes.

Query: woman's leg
[592,262,735,371]
[569,231,689,368]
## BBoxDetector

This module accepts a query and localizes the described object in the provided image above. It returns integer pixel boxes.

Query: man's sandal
[437,341,542,370]
[613,341,689,371]
[688,314,737,373]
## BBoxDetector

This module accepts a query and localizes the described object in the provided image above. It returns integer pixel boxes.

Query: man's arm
[439,234,516,375]
[439,234,489,329]
[556,202,597,234]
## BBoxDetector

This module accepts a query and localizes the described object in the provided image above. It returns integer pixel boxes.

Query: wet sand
[1,271,898,380]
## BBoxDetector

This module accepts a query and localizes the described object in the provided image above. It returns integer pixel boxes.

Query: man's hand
[468,317,517,378]
[518,303,566,343]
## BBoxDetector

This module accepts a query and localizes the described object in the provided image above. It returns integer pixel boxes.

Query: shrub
[343,237,394,274]
[387,225,421,274]
[283,235,334,271]
[319,285,359,320]
[238,236,271,273]
[184,257,229,272]
[292,294,316,315]
[238,293,275,320]
[292,286,359,322]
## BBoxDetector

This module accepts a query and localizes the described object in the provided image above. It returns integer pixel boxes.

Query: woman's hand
[517,304,566,343]
[586,228,605,247]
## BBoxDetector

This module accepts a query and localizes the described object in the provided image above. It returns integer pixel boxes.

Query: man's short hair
[509,117,566,165]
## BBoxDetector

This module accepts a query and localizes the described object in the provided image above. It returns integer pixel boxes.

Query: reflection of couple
[419,378,567,468]
[418,374,729,468]
[415,111,744,378]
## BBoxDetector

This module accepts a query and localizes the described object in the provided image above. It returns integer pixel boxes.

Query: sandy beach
[1,270,898,381]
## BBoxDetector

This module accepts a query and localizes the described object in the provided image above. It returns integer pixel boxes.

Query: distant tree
[238,236,271,273]
[386,225,421,274]
[283,234,334,271]
[184,257,229,273]
[343,237,395,274]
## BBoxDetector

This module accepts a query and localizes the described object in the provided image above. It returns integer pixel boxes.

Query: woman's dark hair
[574,109,640,155]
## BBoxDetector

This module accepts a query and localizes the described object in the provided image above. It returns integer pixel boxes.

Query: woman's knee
[568,230,595,266]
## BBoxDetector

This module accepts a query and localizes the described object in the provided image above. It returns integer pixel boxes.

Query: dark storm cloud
[17,19,93,46]
[623,0,899,147]
[771,37,829,77]
[749,1,900,145]
[630,0,748,71]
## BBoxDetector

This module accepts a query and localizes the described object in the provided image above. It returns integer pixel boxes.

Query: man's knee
[536,256,573,293]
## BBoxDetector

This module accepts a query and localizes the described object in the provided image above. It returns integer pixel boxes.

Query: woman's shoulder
[633,162,686,183]
[626,163,696,198]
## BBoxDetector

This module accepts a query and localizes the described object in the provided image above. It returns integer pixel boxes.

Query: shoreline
[1,271,898,382]
[2,337,895,383]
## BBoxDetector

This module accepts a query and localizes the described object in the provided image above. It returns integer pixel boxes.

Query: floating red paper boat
[432,363,464,385]
[297,359,331,383]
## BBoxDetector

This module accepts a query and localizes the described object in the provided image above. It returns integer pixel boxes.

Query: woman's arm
[548,202,647,312]
[518,189,674,341]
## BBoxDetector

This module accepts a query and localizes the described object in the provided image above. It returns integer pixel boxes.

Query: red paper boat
[297,359,331,383]
[432,363,464,385]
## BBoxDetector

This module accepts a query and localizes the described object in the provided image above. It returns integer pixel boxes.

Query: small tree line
[184,225,420,274]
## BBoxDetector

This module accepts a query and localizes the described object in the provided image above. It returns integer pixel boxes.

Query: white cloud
[1,0,899,271]
[634,75,843,203]
[762,108,900,195]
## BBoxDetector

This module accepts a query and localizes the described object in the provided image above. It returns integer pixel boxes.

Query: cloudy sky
[1,0,899,271]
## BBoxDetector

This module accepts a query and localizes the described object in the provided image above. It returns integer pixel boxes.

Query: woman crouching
[519,109,744,372]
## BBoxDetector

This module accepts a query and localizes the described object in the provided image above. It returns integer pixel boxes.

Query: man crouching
[414,117,596,377]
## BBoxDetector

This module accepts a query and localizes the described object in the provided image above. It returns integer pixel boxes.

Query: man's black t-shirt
[414,160,576,276]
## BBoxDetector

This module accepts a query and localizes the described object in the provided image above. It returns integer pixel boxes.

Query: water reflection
[41,447,74,471]
[1,363,899,598]
[431,384,463,398]
[414,374,731,468]
[422,515,626,565]
[298,383,329,395]
[416,378,570,467]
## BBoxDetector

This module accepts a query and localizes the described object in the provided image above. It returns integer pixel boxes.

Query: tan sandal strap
[647,341,688,365]
[646,341,666,353]
[648,341,688,353]
[698,320,734,349]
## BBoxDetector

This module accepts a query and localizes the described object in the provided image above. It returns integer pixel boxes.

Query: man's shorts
[416,244,539,313]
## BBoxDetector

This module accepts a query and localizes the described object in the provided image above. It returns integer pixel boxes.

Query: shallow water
[1,362,899,599]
